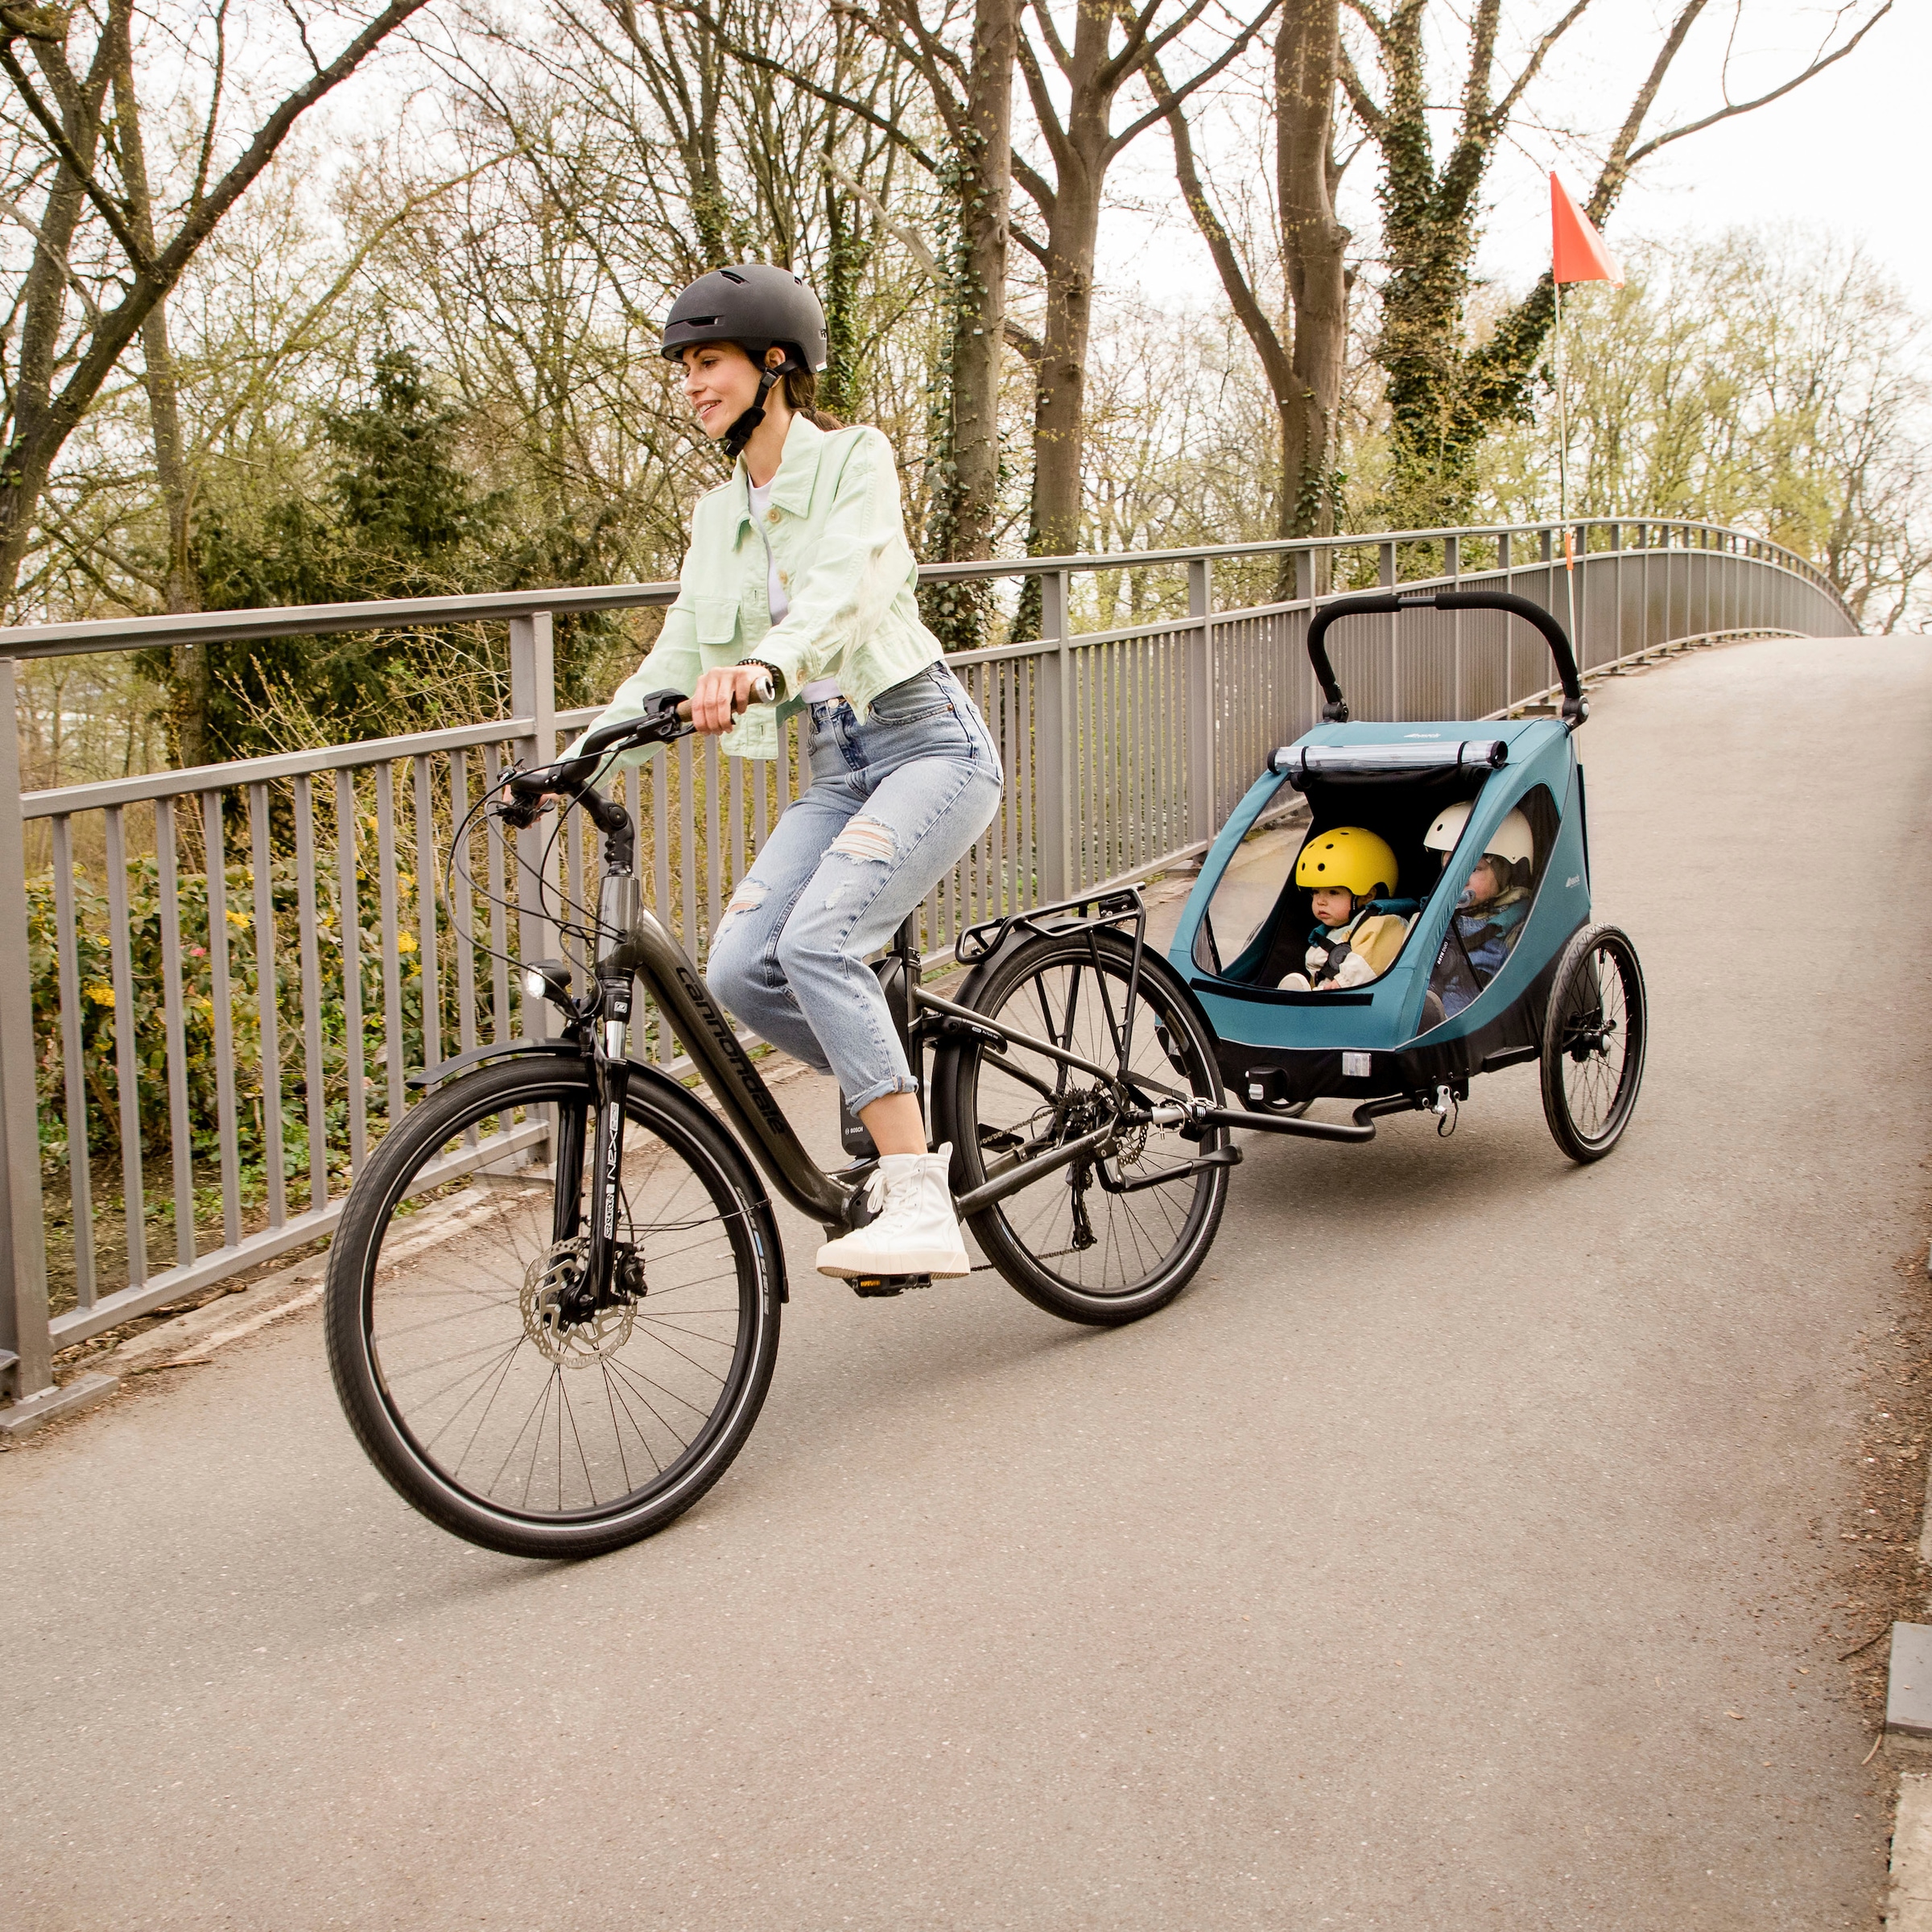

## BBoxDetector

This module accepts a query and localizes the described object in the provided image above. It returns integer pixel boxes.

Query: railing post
[510,612,556,1042]
[1609,522,1624,663]
[1186,556,1216,846]
[1444,534,1461,716]
[1571,521,1587,667]
[0,658,52,1410]
[1380,540,1397,720]
[1034,570,1071,902]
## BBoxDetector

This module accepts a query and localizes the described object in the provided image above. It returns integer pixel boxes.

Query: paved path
[5,635,1930,1930]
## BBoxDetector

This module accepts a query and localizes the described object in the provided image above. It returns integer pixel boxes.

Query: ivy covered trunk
[1276,0,1351,545]
[921,0,1016,651]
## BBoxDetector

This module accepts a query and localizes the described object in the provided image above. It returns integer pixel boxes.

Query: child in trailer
[1278,827,1410,991]
[1421,803,1536,1023]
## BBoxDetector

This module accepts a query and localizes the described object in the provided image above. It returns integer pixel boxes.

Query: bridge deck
[2,634,1926,1928]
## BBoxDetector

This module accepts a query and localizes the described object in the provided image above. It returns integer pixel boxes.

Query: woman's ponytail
[782,365,844,431]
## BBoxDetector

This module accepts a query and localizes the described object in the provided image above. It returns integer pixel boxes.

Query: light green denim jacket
[576,415,941,765]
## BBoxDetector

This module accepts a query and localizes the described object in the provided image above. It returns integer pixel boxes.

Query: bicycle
[324,686,1237,1558]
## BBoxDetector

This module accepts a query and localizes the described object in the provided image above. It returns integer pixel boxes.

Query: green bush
[30,846,475,1184]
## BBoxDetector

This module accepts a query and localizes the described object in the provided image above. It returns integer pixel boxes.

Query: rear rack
[956,886,1144,965]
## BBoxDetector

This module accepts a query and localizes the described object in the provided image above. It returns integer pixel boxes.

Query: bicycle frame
[447,693,1209,1299]
[601,881,1195,1232]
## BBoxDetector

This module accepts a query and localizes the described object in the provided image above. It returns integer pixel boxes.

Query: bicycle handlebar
[497,670,777,828]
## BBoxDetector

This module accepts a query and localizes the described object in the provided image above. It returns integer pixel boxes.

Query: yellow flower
[82,983,114,1007]
[396,931,418,953]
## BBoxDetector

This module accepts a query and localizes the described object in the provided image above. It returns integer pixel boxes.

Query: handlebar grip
[675,667,776,720]
[495,769,555,829]
[497,670,777,821]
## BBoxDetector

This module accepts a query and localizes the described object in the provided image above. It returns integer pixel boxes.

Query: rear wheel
[1540,923,1647,1162]
[325,1057,782,1559]
[933,928,1229,1325]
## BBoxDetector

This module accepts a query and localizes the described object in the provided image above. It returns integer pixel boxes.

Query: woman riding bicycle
[564,264,1001,1282]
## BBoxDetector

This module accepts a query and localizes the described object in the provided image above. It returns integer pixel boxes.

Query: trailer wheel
[1540,923,1647,1162]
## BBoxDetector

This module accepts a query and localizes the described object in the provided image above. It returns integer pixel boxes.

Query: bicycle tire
[1539,923,1647,1162]
[931,927,1229,1326]
[325,1056,782,1559]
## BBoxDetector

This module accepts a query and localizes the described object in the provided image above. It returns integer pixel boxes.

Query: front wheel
[932,927,1230,1325]
[325,1057,782,1559]
[1540,923,1648,1162]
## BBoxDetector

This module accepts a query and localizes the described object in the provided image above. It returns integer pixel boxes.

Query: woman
[572,263,1002,1282]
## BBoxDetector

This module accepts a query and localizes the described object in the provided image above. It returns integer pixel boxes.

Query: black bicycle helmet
[661,264,828,371]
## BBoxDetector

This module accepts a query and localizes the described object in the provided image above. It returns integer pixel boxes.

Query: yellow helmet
[1294,826,1397,898]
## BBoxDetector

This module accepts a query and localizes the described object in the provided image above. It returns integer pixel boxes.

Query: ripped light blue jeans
[706,663,1003,1112]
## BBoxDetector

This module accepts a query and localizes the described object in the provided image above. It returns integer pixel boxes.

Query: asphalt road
[4,634,1930,1930]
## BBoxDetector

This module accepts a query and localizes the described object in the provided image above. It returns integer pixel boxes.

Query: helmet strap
[721,356,799,460]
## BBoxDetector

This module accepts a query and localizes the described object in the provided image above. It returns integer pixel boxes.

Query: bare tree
[868,0,1018,587]
[1341,0,1894,526]
[1155,0,1349,556]
[0,0,433,650]
[1013,0,1280,561]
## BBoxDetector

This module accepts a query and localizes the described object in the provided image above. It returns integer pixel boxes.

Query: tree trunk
[1026,142,1101,559]
[0,28,117,603]
[1160,0,1350,566]
[147,303,209,765]
[947,0,1014,563]
[1277,0,1349,542]
[111,14,206,758]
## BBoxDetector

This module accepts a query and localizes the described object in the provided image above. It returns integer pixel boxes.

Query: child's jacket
[1431,887,1530,1017]
[1302,906,1410,989]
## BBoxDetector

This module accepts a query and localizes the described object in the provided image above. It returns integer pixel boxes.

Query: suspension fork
[582,972,634,1302]
[582,861,642,1304]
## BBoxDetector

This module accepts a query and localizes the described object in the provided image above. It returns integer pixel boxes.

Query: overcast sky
[1103,0,1926,316]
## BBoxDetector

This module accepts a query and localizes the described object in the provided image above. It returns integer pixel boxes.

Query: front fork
[564,869,641,1312]
[581,975,633,1302]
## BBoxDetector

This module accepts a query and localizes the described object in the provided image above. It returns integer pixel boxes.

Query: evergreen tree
[147,349,509,758]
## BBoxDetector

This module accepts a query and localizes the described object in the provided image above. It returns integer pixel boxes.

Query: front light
[522,967,547,1001]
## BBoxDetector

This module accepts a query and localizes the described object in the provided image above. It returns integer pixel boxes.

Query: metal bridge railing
[0,517,1854,1426]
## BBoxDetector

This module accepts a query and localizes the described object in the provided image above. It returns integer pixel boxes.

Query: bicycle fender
[406,1035,581,1091]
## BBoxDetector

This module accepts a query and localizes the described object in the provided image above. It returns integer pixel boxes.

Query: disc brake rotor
[520,1236,636,1368]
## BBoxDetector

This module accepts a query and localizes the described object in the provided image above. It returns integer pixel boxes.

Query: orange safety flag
[1550,171,1622,286]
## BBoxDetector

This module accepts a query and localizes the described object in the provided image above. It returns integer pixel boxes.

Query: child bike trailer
[1167,589,1647,1160]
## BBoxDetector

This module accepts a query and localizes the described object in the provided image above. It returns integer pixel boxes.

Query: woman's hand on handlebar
[687,663,770,735]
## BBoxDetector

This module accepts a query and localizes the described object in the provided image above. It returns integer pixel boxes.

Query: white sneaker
[816,1144,972,1279]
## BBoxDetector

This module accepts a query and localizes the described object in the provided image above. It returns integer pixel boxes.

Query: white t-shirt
[745,478,789,622]
[749,474,842,704]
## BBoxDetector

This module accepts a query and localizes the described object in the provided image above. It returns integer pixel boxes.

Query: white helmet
[1424,800,1534,866]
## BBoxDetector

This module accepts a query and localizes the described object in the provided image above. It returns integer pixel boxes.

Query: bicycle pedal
[848,1273,934,1298]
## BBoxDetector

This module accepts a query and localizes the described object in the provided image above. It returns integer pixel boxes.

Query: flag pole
[1554,271,1575,647]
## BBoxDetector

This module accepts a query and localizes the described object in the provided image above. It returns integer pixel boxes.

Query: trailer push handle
[1305,589,1587,729]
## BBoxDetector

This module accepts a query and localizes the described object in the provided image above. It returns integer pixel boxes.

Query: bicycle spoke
[961,940,1224,1302]
[353,1077,768,1528]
